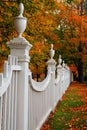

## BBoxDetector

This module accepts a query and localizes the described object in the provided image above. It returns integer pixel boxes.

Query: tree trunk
[44,66,47,78]
[77,61,84,83]
[36,73,40,82]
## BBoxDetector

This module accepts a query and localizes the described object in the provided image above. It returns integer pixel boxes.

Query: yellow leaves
[30,41,49,76]
[2,44,6,51]
[30,42,46,54]
[5,2,9,6]
[5,2,15,7]
[7,12,12,17]
[46,18,55,28]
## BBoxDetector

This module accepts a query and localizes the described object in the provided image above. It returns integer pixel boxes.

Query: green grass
[59,99,84,107]
[48,87,87,130]
[65,93,81,100]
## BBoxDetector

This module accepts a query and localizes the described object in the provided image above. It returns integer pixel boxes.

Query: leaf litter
[40,81,87,130]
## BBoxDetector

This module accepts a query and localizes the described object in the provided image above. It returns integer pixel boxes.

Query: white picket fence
[0,3,73,130]
[0,55,21,130]
[0,41,72,130]
[28,59,72,130]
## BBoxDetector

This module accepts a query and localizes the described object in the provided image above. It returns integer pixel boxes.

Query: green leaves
[65,0,73,4]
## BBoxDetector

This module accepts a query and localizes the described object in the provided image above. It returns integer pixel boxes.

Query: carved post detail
[47,44,56,111]
[7,3,32,130]
[57,55,62,76]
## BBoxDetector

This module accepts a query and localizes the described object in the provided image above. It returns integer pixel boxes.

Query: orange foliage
[30,42,49,75]
[69,65,77,72]
[2,44,6,51]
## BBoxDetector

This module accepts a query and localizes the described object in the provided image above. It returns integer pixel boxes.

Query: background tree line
[0,0,87,82]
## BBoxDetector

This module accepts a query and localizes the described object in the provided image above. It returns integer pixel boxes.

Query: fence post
[0,73,3,130]
[57,55,63,100]
[47,44,56,112]
[7,3,32,130]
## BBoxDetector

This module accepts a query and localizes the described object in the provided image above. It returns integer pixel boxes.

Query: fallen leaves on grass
[40,81,87,130]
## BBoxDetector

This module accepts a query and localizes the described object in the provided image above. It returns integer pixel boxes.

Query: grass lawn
[41,82,87,130]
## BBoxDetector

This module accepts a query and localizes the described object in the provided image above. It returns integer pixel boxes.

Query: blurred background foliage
[0,0,87,82]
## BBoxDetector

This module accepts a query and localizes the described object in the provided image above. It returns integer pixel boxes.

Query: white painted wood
[7,85,11,130]
[7,35,32,130]
[13,71,17,130]
[6,87,10,130]
[10,73,14,130]
[8,55,12,65]
[0,97,2,130]
[2,92,7,130]
[36,109,51,130]
[14,3,27,37]
[3,61,8,78]
[29,71,52,92]
[15,57,18,65]
[28,53,72,130]
[0,52,72,130]
[0,74,3,87]
[0,66,21,97]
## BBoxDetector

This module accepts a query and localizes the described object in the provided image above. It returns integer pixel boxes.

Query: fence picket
[2,92,7,130]
[0,97,2,130]
[13,71,17,130]
[7,85,11,130]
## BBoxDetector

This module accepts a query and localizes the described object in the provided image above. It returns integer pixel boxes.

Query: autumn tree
[0,0,58,74]
[52,1,87,82]
[30,42,50,81]
[0,2,17,71]
[1,0,87,82]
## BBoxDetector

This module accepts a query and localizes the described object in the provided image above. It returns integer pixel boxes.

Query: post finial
[58,55,62,66]
[62,60,65,68]
[50,44,55,59]
[51,44,53,49]
[14,3,27,37]
[19,3,24,17]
